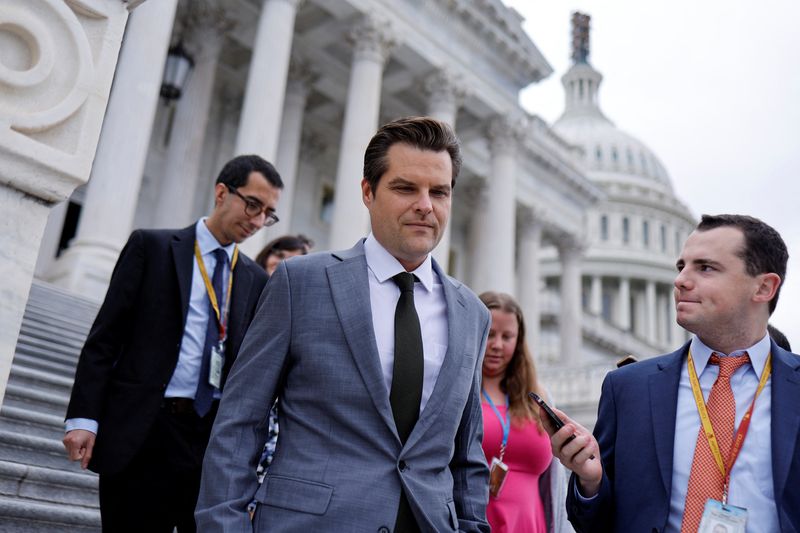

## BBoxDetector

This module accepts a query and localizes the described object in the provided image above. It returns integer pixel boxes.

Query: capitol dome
[553,63,674,195]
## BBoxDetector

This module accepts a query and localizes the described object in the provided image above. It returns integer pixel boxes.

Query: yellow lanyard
[687,348,771,478]
[194,241,238,340]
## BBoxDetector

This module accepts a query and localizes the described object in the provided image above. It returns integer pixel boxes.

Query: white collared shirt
[667,334,778,532]
[364,234,449,414]
[164,218,235,399]
[66,219,235,434]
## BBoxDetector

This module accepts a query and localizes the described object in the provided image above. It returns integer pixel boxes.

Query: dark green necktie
[389,272,423,443]
[390,272,423,533]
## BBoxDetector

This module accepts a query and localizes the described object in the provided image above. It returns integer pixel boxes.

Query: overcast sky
[504,0,800,348]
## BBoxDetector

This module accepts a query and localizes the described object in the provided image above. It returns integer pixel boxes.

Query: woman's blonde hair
[479,291,544,428]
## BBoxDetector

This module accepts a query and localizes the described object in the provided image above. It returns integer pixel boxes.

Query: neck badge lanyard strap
[194,242,239,341]
[482,390,510,460]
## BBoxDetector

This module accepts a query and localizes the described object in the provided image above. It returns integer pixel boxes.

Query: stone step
[7,364,74,398]
[19,320,87,348]
[10,353,76,380]
[0,460,98,508]
[15,333,82,361]
[14,344,80,374]
[3,382,68,419]
[0,430,79,472]
[21,305,94,334]
[0,494,99,532]
[0,404,66,440]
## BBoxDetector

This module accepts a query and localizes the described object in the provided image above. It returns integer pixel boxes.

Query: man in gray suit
[196,116,491,532]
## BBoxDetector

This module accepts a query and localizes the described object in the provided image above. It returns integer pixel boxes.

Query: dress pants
[98,399,218,533]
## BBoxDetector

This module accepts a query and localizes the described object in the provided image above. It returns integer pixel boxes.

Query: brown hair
[479,291,544,428]
[363,116,462,194]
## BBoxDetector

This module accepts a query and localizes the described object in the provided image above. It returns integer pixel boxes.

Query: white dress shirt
[666,334,778,532]
[65,218,233,434]
[364,234,449,415]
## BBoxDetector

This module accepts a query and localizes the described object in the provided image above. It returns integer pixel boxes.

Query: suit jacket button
[398,460,407,472]
[378,527,390,533]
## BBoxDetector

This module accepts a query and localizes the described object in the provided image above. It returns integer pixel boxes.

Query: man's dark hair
[363,116,462,194]
[216,154,283,189]
[696,214,788,314]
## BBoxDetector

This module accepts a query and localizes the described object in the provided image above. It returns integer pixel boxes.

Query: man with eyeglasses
[63,154,283,532]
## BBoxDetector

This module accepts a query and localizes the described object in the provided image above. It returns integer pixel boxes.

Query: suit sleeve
[65,230,146,422]
[195,259,293,532]
[449,307,491,533]
[566,372,617,532]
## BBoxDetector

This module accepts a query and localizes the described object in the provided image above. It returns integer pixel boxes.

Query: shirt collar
[364,233,434,292]
[197,218,235,262]
[689,332,771,378]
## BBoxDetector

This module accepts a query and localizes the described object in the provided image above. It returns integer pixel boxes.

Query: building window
[612,147,619,163]
[640,152,648,173]
[622,217,630,244]
[660,224,667,252]
[626,148,634,168]
[319,184,335,224]
[642,220,650,247]
[595,146,603,162]
[600,215,609,240]
[675,230,682,254]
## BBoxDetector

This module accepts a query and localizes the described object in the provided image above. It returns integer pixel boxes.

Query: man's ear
[361,178,372,208]
[753,272,781,304]
[212,183,227,209]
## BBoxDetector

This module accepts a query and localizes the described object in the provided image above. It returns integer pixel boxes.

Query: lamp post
[161,43,194,100]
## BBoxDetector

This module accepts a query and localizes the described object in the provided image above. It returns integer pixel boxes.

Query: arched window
[622,217,630,244]
[600,215,609,240]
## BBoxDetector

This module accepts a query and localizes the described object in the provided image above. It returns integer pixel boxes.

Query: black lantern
[160,43,194,100]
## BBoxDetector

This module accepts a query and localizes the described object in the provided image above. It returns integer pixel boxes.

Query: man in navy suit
[546,214,799,532]
[63,155,282,532]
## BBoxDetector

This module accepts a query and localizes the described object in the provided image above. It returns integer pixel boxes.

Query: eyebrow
[676,258,723,269]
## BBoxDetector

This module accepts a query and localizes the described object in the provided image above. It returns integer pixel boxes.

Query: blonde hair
[479,291,544,428]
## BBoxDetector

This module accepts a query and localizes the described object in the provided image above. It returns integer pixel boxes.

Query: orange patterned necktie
[681,352,750,532]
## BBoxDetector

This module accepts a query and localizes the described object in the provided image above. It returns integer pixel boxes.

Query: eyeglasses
[226,185,279,227]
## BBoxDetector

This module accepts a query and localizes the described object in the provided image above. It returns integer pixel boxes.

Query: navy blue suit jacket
[66,224,268,474]
[566,340,800,532]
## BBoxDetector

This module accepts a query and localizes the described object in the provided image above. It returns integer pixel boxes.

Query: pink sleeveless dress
[481,402,553,533]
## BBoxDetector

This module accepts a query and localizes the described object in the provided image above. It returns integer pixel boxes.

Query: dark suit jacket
[65,224,268,475]
[566,340,800,533]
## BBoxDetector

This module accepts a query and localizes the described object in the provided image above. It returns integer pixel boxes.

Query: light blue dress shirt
[667,334,778,532]
[65,218,233,434]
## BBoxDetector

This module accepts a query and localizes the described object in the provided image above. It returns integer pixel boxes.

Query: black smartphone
[528,392,565,430]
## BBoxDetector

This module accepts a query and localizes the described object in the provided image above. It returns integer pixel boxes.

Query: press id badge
[209,343,224,389]
[488,457,509,498]
[697,499,747,533]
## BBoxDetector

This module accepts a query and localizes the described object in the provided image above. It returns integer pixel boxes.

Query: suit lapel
[404,261,468,450]
[649,343,687,498]
[770,344,800,502]
[227,259,254,347]
[170,225,196,324]
[327,245,397,438]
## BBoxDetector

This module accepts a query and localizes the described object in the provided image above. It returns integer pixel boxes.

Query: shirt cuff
[65,418,98,434]
[574,480,600,502]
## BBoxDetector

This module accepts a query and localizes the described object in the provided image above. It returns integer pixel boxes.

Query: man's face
[362,143,452,271]
[673,226,764,338]
[213,171,281,244]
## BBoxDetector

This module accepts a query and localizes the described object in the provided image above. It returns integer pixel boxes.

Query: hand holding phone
[528,392,592,458]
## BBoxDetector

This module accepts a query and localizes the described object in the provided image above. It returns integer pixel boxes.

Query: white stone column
[617,277,631,330]
[669,286,686,346]
[240,57,316,257]
[558,240,584,364]
[235,0,301,160]
[657,290,668,346]
[589,275,602,316]
[471,117,524,294]
[329,16,394,250]
[46,0,179,299]
[464,179,488,288]
[153,3,231,229]
[0,0,132,404]
[518,210,543,355]
[645,280,657,342]
[425,70,466,273]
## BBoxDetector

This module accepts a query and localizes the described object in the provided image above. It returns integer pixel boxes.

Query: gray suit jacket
[196,240,491,532]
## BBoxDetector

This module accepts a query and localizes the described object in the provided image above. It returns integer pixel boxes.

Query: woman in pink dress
[479,292,572,533]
